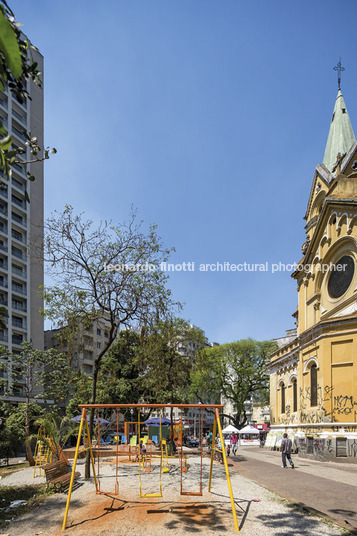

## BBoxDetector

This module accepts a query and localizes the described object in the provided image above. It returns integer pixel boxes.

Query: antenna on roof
[333,58,345,90]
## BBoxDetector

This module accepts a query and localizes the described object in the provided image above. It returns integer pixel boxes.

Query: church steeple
[323,66,356,173]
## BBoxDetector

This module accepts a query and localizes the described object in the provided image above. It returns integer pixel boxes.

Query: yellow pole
[62,409,86,531]
[208,414,217,492]
[215,409,239,533]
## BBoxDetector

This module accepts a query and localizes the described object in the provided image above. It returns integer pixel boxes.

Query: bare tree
[43,206,176,476]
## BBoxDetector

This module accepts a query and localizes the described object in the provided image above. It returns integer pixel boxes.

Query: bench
[43,460,80,490]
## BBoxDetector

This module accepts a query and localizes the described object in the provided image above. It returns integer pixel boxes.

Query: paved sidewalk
[229,446,357,533]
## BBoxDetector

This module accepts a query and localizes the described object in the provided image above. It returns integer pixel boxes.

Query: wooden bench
[43,460,80,490]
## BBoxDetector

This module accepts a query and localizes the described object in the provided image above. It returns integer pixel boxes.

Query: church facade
[269,81,357,462]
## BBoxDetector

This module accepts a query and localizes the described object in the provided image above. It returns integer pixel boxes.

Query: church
[269,64,357,462]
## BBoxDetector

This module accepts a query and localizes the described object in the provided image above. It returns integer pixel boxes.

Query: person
[231,433,238,455]
[207,430,213,452]
[280,433,294,468]
[216,436,223,464]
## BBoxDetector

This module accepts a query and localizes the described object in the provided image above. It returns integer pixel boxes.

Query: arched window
[310,364,317,406]
[281,383,286,414]
[292,378,297,412]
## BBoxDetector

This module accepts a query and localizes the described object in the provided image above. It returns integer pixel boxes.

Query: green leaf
[0,120,7,137]
[0,134,12,150]
[0,10,22,79]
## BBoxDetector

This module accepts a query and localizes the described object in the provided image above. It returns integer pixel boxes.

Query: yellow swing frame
[62,404,239,533]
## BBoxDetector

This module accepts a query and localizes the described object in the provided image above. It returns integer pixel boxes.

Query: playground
[0,403,348,535]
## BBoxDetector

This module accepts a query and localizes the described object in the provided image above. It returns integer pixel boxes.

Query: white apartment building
[0,43,44,401]
[45,319,115,376]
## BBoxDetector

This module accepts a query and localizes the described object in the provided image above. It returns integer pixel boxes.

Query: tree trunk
[85,363,99,478]
[25,407,35,466]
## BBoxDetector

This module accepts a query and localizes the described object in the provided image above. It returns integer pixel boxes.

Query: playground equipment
[62,404,239,533]
[179,411,203,496]
[33,429,53,478]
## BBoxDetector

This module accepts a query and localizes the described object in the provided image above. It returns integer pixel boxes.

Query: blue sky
[12,0,357,343]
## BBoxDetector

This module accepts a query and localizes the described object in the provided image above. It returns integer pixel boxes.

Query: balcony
[12,318,27,329]
[0,206,7,216]
[12,301,26,312]
[0,280,8,289]
[12,110,26,125]
[12,248,26,260]
[0,333,8,342]
[11,163,26,176]
[0,261,8,270]
[12,284,26,296]
[0,224,8,234]
[0,97,7,109]
[11,213,26,227]
[12,334,24,345]
[12,127,27,144]
[12,179,25,192]
[11,196,26,209]
[0,243,8,252]
[12,231,26,244]
[0,188,8,199]
[12,389,26,398]
[12,265,26,278]
[0,298,8,306]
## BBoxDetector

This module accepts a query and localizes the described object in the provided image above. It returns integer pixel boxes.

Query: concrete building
[269,78,357,462]
[0,42,44,401]
[45,319,113,375]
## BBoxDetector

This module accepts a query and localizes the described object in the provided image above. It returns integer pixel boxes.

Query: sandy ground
[0,455,347,536]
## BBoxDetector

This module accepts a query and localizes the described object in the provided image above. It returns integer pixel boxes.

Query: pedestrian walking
[280,433,294,468]
[231,432,238,455]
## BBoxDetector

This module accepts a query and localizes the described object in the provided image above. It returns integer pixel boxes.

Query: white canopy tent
[222,424,239,434]
[238,424,260,446]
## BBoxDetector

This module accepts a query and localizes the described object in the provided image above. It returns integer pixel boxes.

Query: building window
[281,384,285,414]
[97,328,101,336]
[310,364,317,406]
[292,378,297,413]
[97,342,101,349]
[104,331,108,338]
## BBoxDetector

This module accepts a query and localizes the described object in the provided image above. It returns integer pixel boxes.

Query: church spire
[323,61,356,173]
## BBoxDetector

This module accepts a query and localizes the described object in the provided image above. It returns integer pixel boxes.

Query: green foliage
[191,338,277,428]
[34,414,77,461]
[0,7,22,79]
[65,372,92,418]
[0,1,56,189]
[97,330,142,405]
[0,342,73,463]
[137,318,206,405]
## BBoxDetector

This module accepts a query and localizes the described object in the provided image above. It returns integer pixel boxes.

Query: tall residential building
[0,43,44,400]
[269,78,357,462]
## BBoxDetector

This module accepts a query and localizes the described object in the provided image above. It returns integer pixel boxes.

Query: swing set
[62,403,239,532]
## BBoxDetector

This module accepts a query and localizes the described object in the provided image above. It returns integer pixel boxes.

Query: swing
[95,409,120,495]
[138,412,163,497]
[180,411,203,496]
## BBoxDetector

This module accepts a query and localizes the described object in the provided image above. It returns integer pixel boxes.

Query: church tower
[269,62,357,461]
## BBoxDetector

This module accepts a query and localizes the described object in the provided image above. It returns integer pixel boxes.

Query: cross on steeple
[333,58,345,90]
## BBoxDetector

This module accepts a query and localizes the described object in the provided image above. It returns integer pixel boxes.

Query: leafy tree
[137,319,207,432]
[97,330,142,408]
[191,338,277,428]
[2,342,71,465]
[0,1,56,192]
[34,414,77,462]
[0,400,23,462]
[42,206,176,476]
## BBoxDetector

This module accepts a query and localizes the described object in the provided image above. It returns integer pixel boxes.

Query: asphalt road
[227,446,357,534]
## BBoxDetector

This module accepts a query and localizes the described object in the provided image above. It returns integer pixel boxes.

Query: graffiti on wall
[277,382,357,425]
